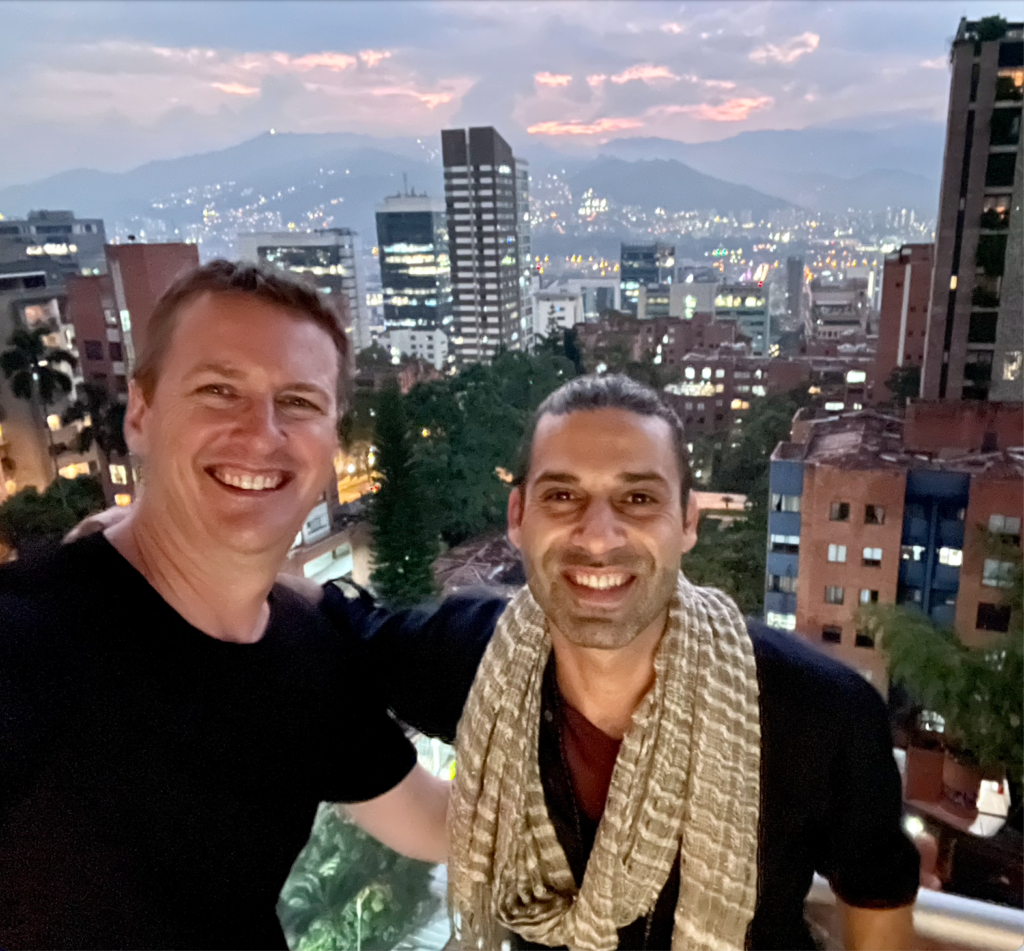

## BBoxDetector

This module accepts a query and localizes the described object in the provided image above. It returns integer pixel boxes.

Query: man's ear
[680,491,700,555]
[123,379,151,458]
[507,485,524,550]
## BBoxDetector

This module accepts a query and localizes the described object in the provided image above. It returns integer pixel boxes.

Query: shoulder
[745,619,887,737]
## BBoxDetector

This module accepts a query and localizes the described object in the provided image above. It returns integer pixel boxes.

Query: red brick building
[874,244,934,400]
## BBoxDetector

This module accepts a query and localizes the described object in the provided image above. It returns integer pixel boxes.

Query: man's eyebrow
[532,471,581,486]
[184,361,245,380]
[621,471,671,486]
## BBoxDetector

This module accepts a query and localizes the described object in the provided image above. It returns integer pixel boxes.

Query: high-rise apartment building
[714,283,771,354]
[766,401,1023,685]
[874,244,934,399]
[441,127,525,365]
[922,18,1023,401]
[237,229,369,350]
[786,256,805,321]
[807,277,871,340]
[619,243,674,316]
[374,193,452,338]
[0,210,107,274]
[515,157,533,344]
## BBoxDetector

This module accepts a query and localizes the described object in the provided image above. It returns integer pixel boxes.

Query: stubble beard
[528,546,680,650]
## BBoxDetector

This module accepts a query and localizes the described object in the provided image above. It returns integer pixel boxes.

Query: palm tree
[62,382,128,474]
[0,324,77,489]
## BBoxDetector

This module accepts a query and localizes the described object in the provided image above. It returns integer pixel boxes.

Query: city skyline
[0,0,1020,189]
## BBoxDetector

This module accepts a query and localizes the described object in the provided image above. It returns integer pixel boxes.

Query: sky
[0,0,1019,188]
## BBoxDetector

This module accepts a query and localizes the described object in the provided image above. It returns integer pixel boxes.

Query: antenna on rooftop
[402,172,408,196]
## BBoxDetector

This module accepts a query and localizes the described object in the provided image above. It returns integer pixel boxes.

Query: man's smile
[206,465,292,493]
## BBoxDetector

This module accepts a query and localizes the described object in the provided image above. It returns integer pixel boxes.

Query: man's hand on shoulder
[63,505,131,543]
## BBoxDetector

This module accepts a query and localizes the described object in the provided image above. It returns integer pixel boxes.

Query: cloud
[527,116,644,136]
[211,82,259,96]
[919,56,947,69]
[587,74,607,87]
[534,71,573,87]
[655,96,774,122]
[703,79,737,90]
[749,32,820,65]
[610,64,679,85]
[660,22,684,34]
[359,49,391,67]
[286,52,359,72]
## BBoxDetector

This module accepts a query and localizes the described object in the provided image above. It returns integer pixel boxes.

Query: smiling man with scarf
[401,375,918,951]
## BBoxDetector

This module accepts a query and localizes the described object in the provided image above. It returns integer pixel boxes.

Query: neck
[105,500,283,644]
[549,610,668,740]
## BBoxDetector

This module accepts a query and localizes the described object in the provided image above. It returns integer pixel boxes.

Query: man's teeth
[214,469,284,491]
[573,572,628,590]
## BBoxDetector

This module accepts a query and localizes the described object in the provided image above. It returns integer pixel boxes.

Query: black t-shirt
[0,535,416,950]
[331,589,920,951]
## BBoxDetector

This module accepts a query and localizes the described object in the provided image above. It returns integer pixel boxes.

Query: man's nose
[572,498,627,556]
[235,397,286,449]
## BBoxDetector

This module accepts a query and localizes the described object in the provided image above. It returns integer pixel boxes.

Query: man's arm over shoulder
[319,583,506,742]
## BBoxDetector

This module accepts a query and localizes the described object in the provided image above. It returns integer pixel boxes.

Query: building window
[830,501,850,521]
[822,625,842,644]
[770,493,801,513]
[988,514,1022,541]
[83,339,104,360]
[865,505,885,525]
[770,534,800,554]
[46,414,62,432]
[901,545,925,561]
[768,574,798,593]
[860,589,879,605]
[938,547,963,567]
[109,342,123,361]
[109,464,128,485]
[1003,351,1022,381]
[766,612,796,631]
[982,558,1016,588]
[977,602,1011,633]
[114,493,132,507]
[862,547,882,567]
[825,585,845,605]
[855,630,875,649]
[828,544,847,563]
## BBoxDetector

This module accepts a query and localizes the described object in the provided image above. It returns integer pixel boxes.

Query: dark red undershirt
[557,695,622,823]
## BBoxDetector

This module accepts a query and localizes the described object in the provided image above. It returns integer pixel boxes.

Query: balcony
[980,209,1010,231]
[994,76,1023,102]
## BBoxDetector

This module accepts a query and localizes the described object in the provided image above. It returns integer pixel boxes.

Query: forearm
[343,764,450,864]
[838,899,914,951]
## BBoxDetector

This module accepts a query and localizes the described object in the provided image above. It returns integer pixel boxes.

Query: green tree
[0,324,78,489]
[61,382,128,467]
[714,391,804,496]
[883,364,921,403]
[0,475,105,555]
[369,385,437,607]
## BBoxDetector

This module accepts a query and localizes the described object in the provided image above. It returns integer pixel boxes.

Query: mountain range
[0,122,944,245]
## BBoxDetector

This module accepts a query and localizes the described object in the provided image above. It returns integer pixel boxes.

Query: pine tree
[369,385,437,607]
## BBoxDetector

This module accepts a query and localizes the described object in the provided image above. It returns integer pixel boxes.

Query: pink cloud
[211,81,259,96]
[359,49,391,67]
[535,71,573,87]
[660,22,684,34]
[919,56,947,70]
[587,74,607,88]
[288,52,358,72]
[749,32,820,65]
[372,85,454,110]
[610,64,679,85]
[527,116,644,136]
[655,96,774,122]
[703,79,737,90]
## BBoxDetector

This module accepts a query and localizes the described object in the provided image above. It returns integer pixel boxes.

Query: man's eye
[199,384,234,398]
[280,396,321,412]
[544,490,576,503]
[627,492,656,505]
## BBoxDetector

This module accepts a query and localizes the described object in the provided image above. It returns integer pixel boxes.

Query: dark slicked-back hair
[133,259,351,410]
[513,373,692,504]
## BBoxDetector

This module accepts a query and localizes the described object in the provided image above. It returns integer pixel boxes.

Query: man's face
[125,291,339,556]
[508,408,698,650]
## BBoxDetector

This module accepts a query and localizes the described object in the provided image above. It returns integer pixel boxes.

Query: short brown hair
[513,374,692,505]
[133,259,351,410]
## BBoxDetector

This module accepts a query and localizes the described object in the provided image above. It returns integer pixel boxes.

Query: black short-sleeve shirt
[0,535,416,950]
[329,588,920,950]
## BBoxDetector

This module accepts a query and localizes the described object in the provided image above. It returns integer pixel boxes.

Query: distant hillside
[570,157,791,217]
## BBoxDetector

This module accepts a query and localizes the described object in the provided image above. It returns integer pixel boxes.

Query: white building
[532,289,584,341]
[380,327,450,371]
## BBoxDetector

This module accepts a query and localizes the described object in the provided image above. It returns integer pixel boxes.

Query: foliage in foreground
[0,476,105,555]
[277,804,437,951]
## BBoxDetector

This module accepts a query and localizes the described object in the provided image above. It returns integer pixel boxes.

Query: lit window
[830,502,850,522]
[982,558,1015,588]
[824,401,845,411]
[862,547,882,567]
[828,544,847,563]
[825,585,845,605]
[109,464,128,485]
[846,370,866,384]
[766,611,796,631]
[865,505,885,525]
[901,545,925,561]
[715,369,725,379]
[859,589,879,605]
[988,514,1022,536]
[46,414,62,432]
[702,367,712,380]
[114,493,132,507]
[1003,351,1022,381]
[685,366,695,379]
[938,547,962,567]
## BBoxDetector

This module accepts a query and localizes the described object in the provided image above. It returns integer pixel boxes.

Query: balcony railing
[806,875,1024,951]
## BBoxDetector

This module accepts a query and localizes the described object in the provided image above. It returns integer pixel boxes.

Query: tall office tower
[922,18,1023,401]
[0,210,107,274]
[237,229,369,350]
[714,283,771,355]
[375,193,453,334]
[515,157,533,345]
[873,244,934,399]
[785,256,805,320]
[441,127,524,365]
[620,243,674,316]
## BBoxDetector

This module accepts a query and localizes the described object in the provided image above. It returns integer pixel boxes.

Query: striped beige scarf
[448,571,761,951]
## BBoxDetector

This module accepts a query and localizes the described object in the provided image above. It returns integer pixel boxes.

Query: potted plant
[864,592,1023,822]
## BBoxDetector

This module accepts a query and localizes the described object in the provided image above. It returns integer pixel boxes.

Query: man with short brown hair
[0,261,449,949]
